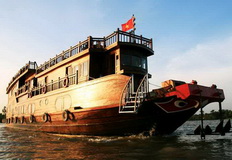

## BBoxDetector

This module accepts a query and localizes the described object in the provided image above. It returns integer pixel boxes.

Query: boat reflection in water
[1,121,232,160]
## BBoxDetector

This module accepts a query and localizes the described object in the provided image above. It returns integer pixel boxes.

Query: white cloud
[167,36,232,73]
[150,36,232,112]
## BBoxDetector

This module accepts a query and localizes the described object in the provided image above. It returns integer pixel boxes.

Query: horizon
[0,0,232,113]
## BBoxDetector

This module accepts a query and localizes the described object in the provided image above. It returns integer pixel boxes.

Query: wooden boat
[5,29,225,135]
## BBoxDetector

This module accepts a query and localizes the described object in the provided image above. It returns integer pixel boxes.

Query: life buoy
[62,110,70,121]
[63,77,69,88]
[14,117,18,123]
[29,115,35,123]
[20,116,25,124]
[42,85,47,94]
[42,113,49,122]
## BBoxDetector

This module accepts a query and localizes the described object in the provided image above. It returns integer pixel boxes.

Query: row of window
[7,95,72,116]
[65,61,88,77]
[7,104,35,116]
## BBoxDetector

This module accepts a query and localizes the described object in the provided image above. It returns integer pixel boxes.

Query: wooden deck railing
[7,61,37,92]
[29,72,78,97]
[36,29,153,74]
[15,84,30,97]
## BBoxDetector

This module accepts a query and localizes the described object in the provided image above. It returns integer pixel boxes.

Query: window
[122,55,131,66]
[141,58,147,69]
[81,61,88,76]
[121,54,147,69]
[64,52,69,59]
[45,76,48,84]
[28,104,35,114]
[132,56,141,68]
[21,105,24,114]
[50,59,56,66]
[45,63,49,69]
[57,56,63,63]
[66,66,73,75]
[116,55,119,66]
[74,65,78,74]
[33,78,38,87]
[15,106,18,115]
[71,48,78,56]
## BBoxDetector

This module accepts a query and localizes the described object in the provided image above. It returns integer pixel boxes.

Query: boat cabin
[6,29,153,104]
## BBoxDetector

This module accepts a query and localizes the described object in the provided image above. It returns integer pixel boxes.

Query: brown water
[0,120,231,160]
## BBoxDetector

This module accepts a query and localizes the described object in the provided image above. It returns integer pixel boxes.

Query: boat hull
[6,97,199,136]
[7,105,155,136]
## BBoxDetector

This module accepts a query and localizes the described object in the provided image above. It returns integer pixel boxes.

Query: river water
[0,120,231,160]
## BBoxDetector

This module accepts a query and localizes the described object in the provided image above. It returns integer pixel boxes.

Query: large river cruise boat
[5,29,225,135]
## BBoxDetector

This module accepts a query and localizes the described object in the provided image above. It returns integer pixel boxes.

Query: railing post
[140,35,143,44]
[62,51,65,60]
[76,70,78,84]
[55,55,57,64]
[69,46,72,57]
[58,77,60,89]
[103,36,106,47]
[150,38,153,50]
[51,80,53,91]
[131,74,134,93]
[147,74,149,92]
[78,41,81,52]
[88,36,92,48]
[116,28,120,42]
[49,59,51,67]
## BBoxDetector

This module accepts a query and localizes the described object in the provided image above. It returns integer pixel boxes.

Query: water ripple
[0,120,231,160]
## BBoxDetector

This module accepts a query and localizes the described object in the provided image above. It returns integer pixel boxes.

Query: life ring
[62,110,70,121]
[42,85,47,94]
[20,116,25,124]
[14,117,18,123]
[29,115,35,123]
[42,113,49,122]
[63,77,69,88]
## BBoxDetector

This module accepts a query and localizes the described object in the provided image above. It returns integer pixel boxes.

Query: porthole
[39,100,43,107]
[45,98,49,105]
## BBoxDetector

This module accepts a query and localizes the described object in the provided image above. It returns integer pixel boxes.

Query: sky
[0,0,232,113]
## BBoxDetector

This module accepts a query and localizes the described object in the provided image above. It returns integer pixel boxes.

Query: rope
[149,82,161,88]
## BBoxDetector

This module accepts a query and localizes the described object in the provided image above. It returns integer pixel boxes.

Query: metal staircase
[119,74,149,113]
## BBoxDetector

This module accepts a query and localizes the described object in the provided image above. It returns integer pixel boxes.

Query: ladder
[119,74,149,113]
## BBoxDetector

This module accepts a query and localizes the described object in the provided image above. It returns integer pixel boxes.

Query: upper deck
[6,29,153,94]
[6,61,37,94]
[36,29,153,74]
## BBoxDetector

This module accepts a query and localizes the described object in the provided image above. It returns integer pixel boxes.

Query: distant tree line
[190,109,232,120]
[0,106,6,123]
[0,113,6,123]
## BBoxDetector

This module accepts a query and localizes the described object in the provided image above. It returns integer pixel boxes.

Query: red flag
[121,17,135,32]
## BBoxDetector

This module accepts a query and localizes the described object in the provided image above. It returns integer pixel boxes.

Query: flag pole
[131,14,136,34]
